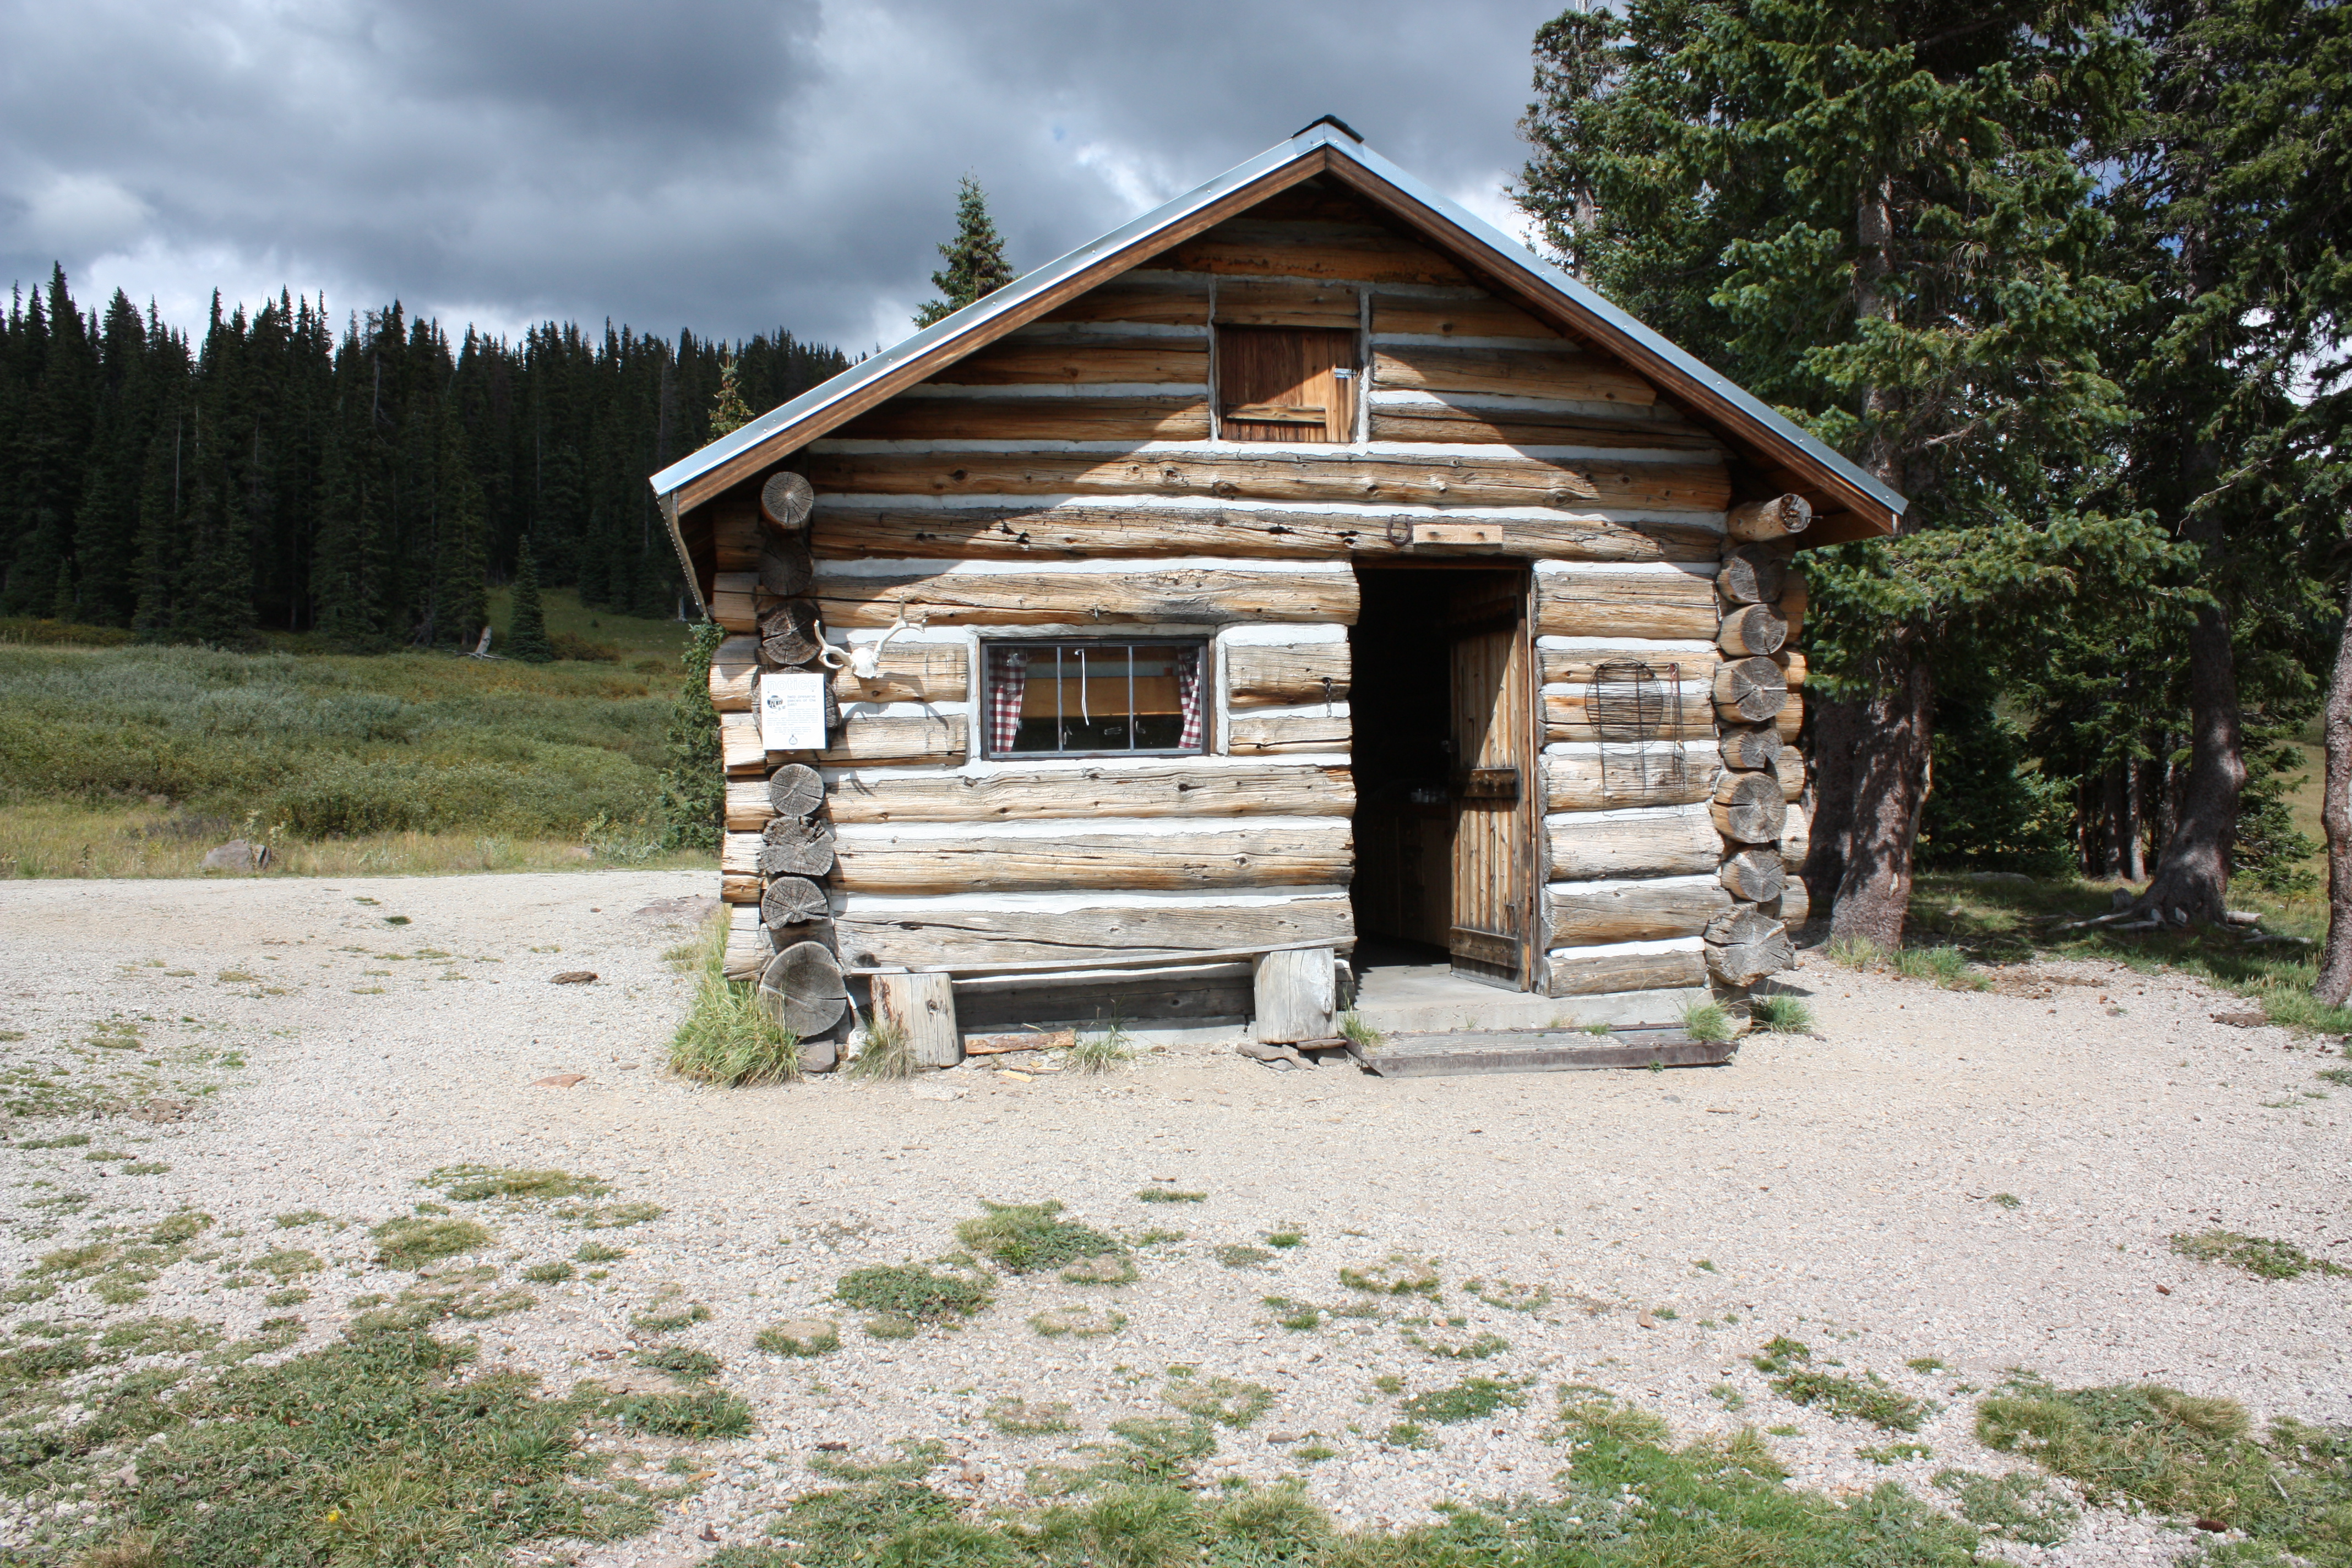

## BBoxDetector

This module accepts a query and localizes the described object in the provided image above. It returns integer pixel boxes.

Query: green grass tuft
[1400,1376,1527,1424]
[835,1263,992,1321]
[1747,993,1816,1033]
[1162,1374,1275,1429]
[1932,1467,2079,1545]
[1068,1018,1135,1075]
[845,1020,916,1081]
[2170,1228,2349,1280]
[424,1164,612,1203]
[755,1320,840,1357]
[1136,1189,1205,1204]
[1679,999,1732,1043]
[956,1200,1125,1275]
[369,1216,492,1268]
[987,1397,1077,1435]
[670,914,802,1086]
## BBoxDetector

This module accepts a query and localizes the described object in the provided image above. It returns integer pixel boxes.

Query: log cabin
[649,118,1903,1065]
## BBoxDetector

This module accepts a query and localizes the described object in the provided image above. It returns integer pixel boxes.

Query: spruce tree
[505,533,552,661]
[707,351,754,438]
[915,176,1015,328]
[427,401,489,646]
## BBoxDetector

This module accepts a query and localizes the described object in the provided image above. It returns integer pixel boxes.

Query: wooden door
[1447,589,1534,988]
[1217,327,1355,442]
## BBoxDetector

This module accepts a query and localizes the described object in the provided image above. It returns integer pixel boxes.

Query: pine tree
[657,618,726,849]
[425,400,489,646]
[505,533,552,661]
[707,351,753,438]
[914,176,1015,328]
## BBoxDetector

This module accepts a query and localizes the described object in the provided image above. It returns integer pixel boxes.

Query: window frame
[978,635,1214,761]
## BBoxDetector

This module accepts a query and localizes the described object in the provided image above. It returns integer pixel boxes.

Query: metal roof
[649,122,1906,528]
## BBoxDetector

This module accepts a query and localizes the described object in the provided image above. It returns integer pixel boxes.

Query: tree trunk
[1827,641,1933,950]
[1803,696,1861,906]
[2138,601,2245,923]
[2313,581,2352,1004]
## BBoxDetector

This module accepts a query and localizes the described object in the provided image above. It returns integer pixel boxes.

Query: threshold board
[1346,1026,1735,1079]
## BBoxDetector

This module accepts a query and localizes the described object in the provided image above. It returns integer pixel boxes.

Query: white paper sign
[759,671,829,752]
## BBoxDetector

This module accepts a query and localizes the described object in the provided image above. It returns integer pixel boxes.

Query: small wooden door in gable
[1217,327,1356,442]
[1446,575,1536,988]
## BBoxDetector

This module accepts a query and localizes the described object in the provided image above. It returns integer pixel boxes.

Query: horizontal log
[810,503,1720,564]
[1719,723,1782,772]
[1373,295,1559,341]
[1776,749,1805,801]
[797,450,1730,513]
[1548,880,1732,944]
[1778,877,1811,925]
[1781,803,1810,874]
[1708,930,1795,987]
[831,826,1353,895]
[924,339,1206,386]
[832,397,1210,442]
[799,713,967,767]
[1369,407,1721,452]
[723,904,773,979]
[1547,707,1716,744]
[1037,280,1210,326]
[1544,945,1708,997]
[1779,649,1808,687]
[1162,222,1467,285]
[726,779,777,831]
[1539,645,1714,686]
[1213,278,1363,328]
[1224,641,1352,707]
[721,712,766,776]
[720,872,763,907]
[710,582,759,633]
[1228,712,1353,754]
[710,635,759,711]
[713,498,760,572]
[1777,689,1803,743]
[1718,602,1789,657]
[1781,571,1808,640]
[1713,770,1787,845]
[1543,749,1721,812]
[831,643,969,705]
[1718,846,1786,903]
[822,762,1354,824]
[1726,494,1811,542]
[1374,346,1657,408]
[1713,656,1787,723]
[1536,569,1722,639]
[720,831,762,878]
[834,895,1357,970]
[1547,805,1721,881]
[1716,544,1787,606]
[809,566,1359,628]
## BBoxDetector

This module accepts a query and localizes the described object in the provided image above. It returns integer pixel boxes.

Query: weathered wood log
[1780,569,1808,640]
[810,503,1719,564]
[721,831,763,879]
[761,471,815,532]
[710,571,759,633]
[759,600,826,668]
[1214,278,1363,328]
[759,817,837,877]
[1227,712,1352,754]
[1544,943,1708,996]
[726,779,777,831]
[761,874,831,929]
[1536,568,1721,639]
[723,903,774,980]
[1707,930,1795,986]
[1776,749,1805,801]
[834,895,1356,970]
[1704,903,1784,947]
[830,643,968,705]
[1777,877,1811,925]
[1539,645,1710,686]
[1725,494,1812,542]
[1719,723,1782,771]
[1713,656,1787,723]
[720,712,766,776]
[1253,947,1336,1043]
[871,971,961,1068]
[1037,278,1211,325]
[713,498,760,571]
[1545,690,1717,743]
[1163,221,1466,285]
[810,566,1359,629]
[758,941,848,1038]
[1778,649,1809,688]
[759,539,813,600]
[709,635,759,711]
[1715,543,1787,606]
[1718,846,1787,903]
[801,712,967,766]
[720,872,762,904]
[1712,770,1788,844]
[1369,409,1723,451]
[1718,602,1789,657]
[1372,294,1558,341]
[797,450,1730,514]
[830,825,1353,894]
[1547,805,1721,881]
[824,762,1354,824]
[767,763,825,820]
[1781,803,1810,874]
[834,397,1211,443]
[1547,880,1732,944]
[924,339,1208,386]
[1373,345,1657,407]
[1543,749,1719,812]
[1777,689,1803,743]
[1224,642,1352,707]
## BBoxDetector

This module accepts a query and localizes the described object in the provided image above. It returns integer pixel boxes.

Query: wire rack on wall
[1587,660,1685,802]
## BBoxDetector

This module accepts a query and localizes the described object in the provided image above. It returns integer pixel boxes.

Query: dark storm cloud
[0,0,1562,353]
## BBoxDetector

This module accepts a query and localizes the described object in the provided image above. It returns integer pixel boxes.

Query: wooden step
[1345,1025,1734,1079]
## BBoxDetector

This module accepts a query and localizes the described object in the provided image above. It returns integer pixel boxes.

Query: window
[1217,326,1357,443]
[983,640,1208,757]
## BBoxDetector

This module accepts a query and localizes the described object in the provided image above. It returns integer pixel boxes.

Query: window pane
[990,640,1201,756]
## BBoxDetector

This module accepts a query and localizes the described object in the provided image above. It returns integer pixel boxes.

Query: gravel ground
[1,868,2346,1567]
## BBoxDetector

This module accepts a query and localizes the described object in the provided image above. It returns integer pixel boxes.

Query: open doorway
[1349,565,1537,994]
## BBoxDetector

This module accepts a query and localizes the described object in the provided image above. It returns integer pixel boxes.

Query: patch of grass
[2320,1065,2352,1087]
[1752,1339,1935,1432]
[566,1200,665,1230]
[1906,1356,1947,1372]
[863,1315,919,1340]
[2170,1228,2349,1280]
[19,1134,91,1150]
[628,1294,711,1334]
[1858,1441,1933,1464]
[1989,1191,2022,1209]
[252,1248,323,1281]
[1554,1385,1669,1446]
[1217,1245,1276,1270]
[1401,1376,1527,1425]
[1338,1254,1439,1297]
[1403,1328,1509,1362]
[573,1241,628,1264]
[369,1216,493,1267]
[1264,1296,1322,1331]
[670,914,802,1087]
[1163,1374,1275,1429]
[754,1319,840,1357]
[599,1386,754,1440]
[99,1317,222,1354]
[1384,1420,1436,1449]
[1894,944,1989,989]
[1068,1017,1135,1075]
[270,1209,330,1229]
[634,1344,722,1380]
[1133,1228,1185,1245]
[845,1020,916,1081]
[1293,1442,1337,1462]
[1710,1383,1748,1411]
[1825,934,1886,968]
[521,1261,575,1283]
[1933,1467,2079,1546]
[1030,1305,1126,1339]
[1136,1188,1205,1205]
[1265,1230,1305,1249]
[1679,999,1733,1043]
[986,1397,1077,1435]
[1338,1011,1379,1048]
[956,1200,1125,1275]
[810,1438,951,1484]
[835,1263,992,1321]
[425,1164,613,1203]
[1467,1277,1552,1313]
[1747,993,1815,1033]
[1059,1254,1138,1285]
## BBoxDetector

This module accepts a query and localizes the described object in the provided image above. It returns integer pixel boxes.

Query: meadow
[0,590,710,879]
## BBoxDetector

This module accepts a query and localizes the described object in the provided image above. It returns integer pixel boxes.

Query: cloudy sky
[1,0,1566,354]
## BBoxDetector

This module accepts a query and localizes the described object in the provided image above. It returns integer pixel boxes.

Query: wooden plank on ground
[1349,1031,1733,1078]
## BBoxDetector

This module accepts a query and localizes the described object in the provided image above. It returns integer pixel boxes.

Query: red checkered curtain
[986,646,1029,755]
[1177,646,1205,750]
